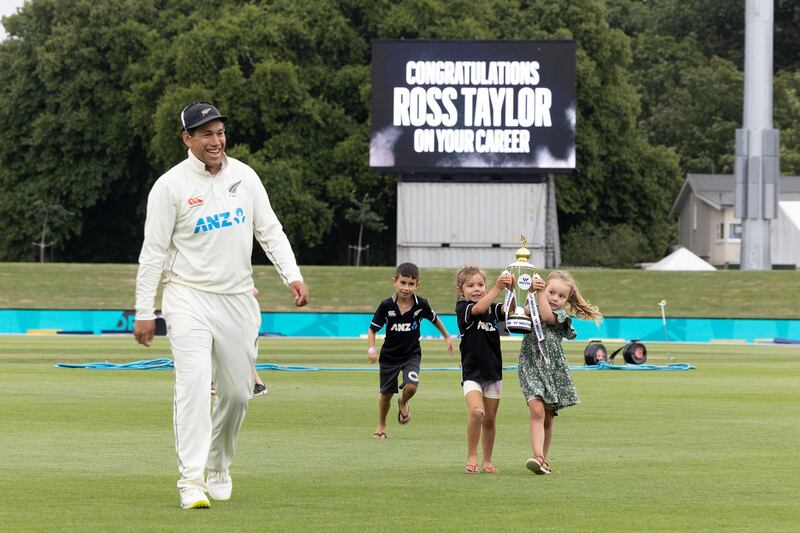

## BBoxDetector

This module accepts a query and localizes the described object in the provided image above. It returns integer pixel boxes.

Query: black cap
[180,102,227,132]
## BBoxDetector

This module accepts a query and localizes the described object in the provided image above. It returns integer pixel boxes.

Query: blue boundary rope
[56,358,175,370]
[55,358,694,371]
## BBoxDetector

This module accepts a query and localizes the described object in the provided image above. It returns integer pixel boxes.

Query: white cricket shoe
[206,470,233,501]
[180,488,210,510]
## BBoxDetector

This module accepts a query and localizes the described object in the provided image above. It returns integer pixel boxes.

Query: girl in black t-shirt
[455,266,512,474]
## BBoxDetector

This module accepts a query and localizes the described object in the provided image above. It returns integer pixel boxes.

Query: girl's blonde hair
[546,270,602,323]
[455,265,485,298]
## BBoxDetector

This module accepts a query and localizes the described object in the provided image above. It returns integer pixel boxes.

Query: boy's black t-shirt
[369,294,436,362]
[455,299,503,383]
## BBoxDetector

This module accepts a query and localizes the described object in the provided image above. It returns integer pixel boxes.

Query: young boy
[367,263,454,439]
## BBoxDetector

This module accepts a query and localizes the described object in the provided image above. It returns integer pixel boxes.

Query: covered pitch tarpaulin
[771,201,800,268]
[646,247,717,271]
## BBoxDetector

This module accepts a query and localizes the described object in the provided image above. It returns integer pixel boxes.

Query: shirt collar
[186,149,228,176]
[391,292,419,305]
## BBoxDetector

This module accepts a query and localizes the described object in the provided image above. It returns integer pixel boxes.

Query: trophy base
[505,316,532,334]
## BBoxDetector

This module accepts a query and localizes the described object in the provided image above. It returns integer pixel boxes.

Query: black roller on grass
[583,340,608,365]
[608,340,648,365]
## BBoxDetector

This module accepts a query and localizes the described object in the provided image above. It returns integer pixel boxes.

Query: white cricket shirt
[135,151,303,320]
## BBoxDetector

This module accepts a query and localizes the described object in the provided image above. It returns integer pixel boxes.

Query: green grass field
[1,336,798,532]
[1,262,799,317]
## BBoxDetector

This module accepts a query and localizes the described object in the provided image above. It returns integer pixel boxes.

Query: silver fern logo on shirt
[228,180,242,198]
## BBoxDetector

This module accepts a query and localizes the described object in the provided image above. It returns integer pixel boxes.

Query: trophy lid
[515,234,531,262]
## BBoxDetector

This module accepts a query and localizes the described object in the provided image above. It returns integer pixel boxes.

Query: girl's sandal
[465,464,480,474]
[525,456,550,475]
[482,464,499,474]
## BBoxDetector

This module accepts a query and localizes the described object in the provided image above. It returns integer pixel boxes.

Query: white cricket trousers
[161,282,261,492]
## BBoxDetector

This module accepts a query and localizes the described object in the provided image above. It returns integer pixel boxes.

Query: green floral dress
[518,308,579,414]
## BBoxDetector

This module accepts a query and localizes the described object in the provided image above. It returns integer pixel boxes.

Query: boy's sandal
[482,464,499,474]
[371,432,387,440]
[397,398,411,424]
[465,464,480,474]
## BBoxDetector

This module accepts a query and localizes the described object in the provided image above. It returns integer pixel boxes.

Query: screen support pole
[545,173,561,268]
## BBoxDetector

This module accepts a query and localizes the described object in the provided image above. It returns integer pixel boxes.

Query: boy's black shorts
[379,356,421,394]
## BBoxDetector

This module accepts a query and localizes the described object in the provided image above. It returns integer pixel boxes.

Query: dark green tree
[29,200,75,262]
[609,0,800,72]
[0,0,161,261]
[8,0,769,267]
[610,0,800,183]
[345,193,388,266]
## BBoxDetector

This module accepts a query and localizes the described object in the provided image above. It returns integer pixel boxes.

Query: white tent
[771,201,800,267]
[646,247,717,271]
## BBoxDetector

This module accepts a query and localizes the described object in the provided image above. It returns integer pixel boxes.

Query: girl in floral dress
[519,271,602,475]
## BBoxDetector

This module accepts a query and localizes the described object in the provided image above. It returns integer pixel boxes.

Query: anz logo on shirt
[477,320,497,332]
[390,322,418,332]
[193,207,246,234]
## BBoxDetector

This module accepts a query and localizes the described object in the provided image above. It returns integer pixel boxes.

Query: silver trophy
[505,235,537,334]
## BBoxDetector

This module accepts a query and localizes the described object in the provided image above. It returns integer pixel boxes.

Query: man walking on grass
[134,102,308,509]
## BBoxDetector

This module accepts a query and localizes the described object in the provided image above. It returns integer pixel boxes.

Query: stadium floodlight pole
[735,0,780,270]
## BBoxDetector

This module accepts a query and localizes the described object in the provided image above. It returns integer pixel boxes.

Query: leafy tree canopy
[1,0,794,266]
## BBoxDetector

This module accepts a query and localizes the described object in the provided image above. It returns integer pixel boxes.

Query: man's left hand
[289,280,309,307]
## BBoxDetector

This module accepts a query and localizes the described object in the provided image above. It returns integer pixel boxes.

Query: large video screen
[370,40,576,174]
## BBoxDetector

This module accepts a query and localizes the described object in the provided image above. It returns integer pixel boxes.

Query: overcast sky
[0,0,28,41]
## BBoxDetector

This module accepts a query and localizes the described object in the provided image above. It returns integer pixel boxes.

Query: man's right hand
[289,280,309,307]
[133,319,156,347]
